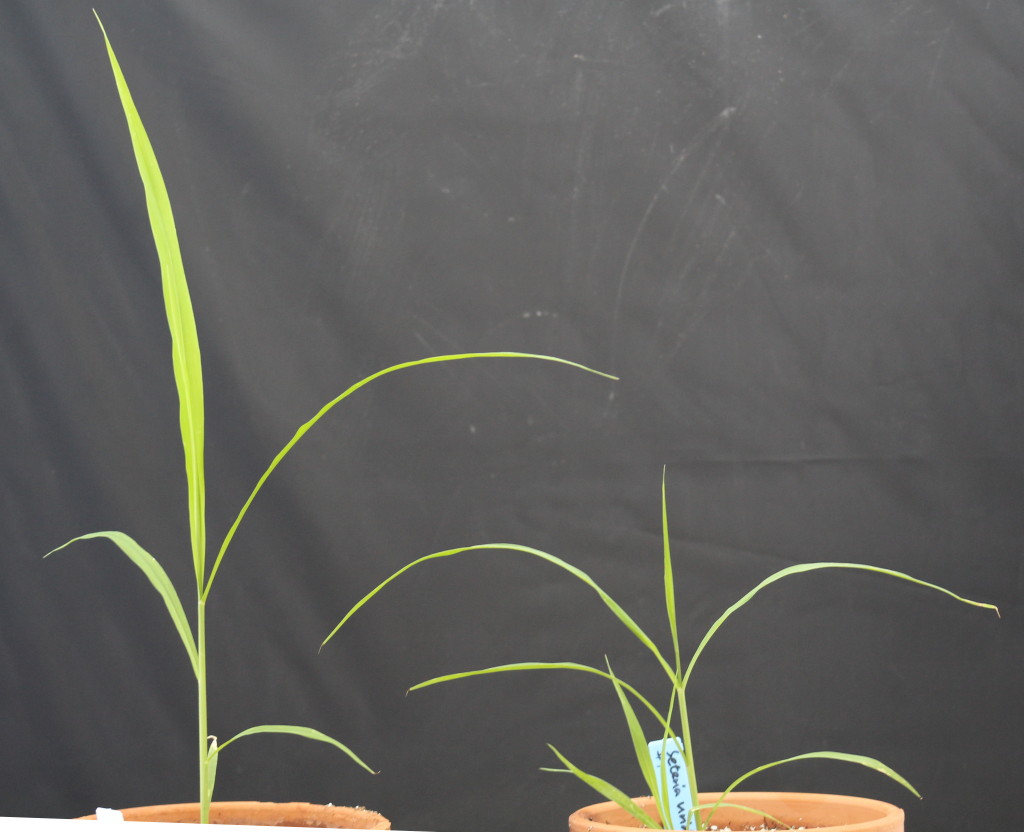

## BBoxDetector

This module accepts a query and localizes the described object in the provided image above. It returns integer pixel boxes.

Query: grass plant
[324,469,999,830]
[47,15,614,823]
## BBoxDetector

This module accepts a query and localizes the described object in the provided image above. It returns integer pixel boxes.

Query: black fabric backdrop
[1,2,1021,830]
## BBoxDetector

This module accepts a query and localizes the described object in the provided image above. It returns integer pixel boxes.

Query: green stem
[675,681,700,830]
[197,598,209,824]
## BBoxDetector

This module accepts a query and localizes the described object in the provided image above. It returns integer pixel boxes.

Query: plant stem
[675,681,701,830]
[197,598,209,824]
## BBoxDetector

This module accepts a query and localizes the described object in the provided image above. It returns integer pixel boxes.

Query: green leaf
[661,467,681,677]
[207,355,616,599]
[605,659,665,824]
[46,531,198,677]
[321,542,673,678]
[688,802,792,830]
[408,660,610,692]
[682,562,1000,690]
[547,744,662,829]
[213,724,376,775]
[410,656,683,828]
[95,13,207,590]
[203,736,218,808]
[716,751,921,810]
[409,661,674,730]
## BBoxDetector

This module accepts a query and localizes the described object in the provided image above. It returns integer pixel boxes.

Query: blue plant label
[647,737,696,831]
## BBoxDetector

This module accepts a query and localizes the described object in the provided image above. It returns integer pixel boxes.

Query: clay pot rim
[78,799,391,829]
[568,792,904,832]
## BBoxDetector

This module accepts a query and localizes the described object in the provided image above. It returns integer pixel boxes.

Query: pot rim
[568,792,904,832]
[77,799,391,829]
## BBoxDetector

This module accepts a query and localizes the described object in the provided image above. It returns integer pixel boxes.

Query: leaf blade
[321,542,672,677]
[683,562,1000,690]
[46,531,198,676]
[547,745,662,829]
[661,467,681,677]
[717,750,920,806]
[95,13,206,589]
[207,355,616,598]
[688,802,792,830]
[409,661,682,743]
[214,724,376,775]
[605,659,664,823]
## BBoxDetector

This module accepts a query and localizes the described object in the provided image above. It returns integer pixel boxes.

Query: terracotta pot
[78,800,390,828]
[568,792,903,831]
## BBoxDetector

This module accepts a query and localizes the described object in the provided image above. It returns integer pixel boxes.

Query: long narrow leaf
[605,659,664,823]
[682,562,1000,690]
[411,654,684,824]
[96,14,207,589]
[687,802,791,830]
[213,724,376,775]
[661,468,681,676]
[712,750,920,817]
[409,661,675,732]
[46,531,198,676]
[321,543,673,678]
[547,745,662,829]
[205,354,616,598]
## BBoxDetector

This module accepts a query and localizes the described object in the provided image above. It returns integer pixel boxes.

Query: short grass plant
[324,469,999,830]
[47,16,614,823]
